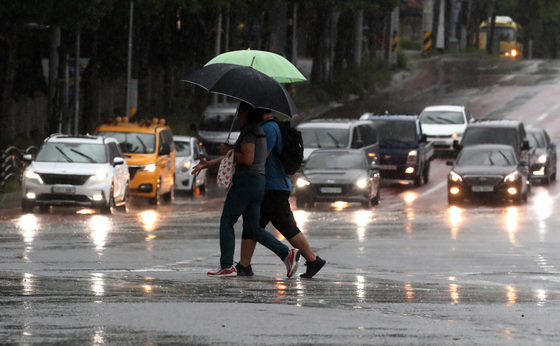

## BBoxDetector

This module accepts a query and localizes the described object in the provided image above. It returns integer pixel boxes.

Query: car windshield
[97,131,155,154]
[419,111,465,124]
[306,151,365,170]
[35,142,107,163]
[299,128,349,149]
[528,132,545,148]
[175,141,192,157]
[462,127,518,147]
[456,148,517,167]
[199,111,242,132]
[371,120,416,148]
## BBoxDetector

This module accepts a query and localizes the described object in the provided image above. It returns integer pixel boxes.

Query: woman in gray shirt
[193,102,298,276]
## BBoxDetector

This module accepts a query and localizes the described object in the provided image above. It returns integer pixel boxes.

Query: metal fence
[0,146,38,191]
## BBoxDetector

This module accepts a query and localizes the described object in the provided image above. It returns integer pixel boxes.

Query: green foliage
[293,59,392,112]
[400,39,422,51]
[396,50,408,70]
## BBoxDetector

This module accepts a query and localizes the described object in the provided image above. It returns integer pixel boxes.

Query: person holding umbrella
[236,109,326,279]
[192,101,300,277]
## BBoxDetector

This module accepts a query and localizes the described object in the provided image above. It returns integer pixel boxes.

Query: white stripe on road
[386,180,447,209]
[531,102,560,126]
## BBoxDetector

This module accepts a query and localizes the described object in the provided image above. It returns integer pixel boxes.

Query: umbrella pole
[225,114,237,145]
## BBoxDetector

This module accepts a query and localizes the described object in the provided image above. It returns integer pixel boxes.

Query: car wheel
[116,184,129,212]
[414,172,423,187]
[371,188,380,206]
[21,200,34,213]
[163,184,174,203]
[101,186,115,214]
[423,162,430,184]
[149,180,161,206]
[38,205,50,213]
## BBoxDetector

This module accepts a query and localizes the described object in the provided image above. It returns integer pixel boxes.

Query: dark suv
[456,120,531,163]
[360,113,434,186]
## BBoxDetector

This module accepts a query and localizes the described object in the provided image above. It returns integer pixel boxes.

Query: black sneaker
[235,262,254,276]
[300,256,326,279]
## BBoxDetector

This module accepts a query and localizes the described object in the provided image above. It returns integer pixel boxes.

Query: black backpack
[268,119,304,175]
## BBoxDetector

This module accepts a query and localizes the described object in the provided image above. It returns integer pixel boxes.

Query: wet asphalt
[2,54,560,344]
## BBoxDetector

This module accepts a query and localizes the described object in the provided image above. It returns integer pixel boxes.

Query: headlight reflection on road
[448,276,459,305]
[403,192,417,205]
[91,272,104,298]
[535,289,547,307]
[16,214,38,263]
[405,282,414,301]
[504,207,519,244]
[22,272,34,296]
[292,210,308,233]
[532,189,553,242]
[355,275,366,302]
[506,285,517,306]
[405,208,415,234]
[448,206,463,240]
[89,215,112,252]
[139,210,159,232]
[354,210,372,243]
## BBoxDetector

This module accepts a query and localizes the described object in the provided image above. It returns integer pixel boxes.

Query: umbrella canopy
[182,63,297,117]
[205,49,306,84]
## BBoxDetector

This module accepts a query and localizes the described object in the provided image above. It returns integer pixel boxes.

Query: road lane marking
[385,180,447,209]
[531,102,560,126]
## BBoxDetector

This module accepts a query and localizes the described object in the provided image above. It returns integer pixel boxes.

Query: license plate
[52,186,76,194]
[320,187,341,194]
[472,185,493,192]
[380,165,397,170]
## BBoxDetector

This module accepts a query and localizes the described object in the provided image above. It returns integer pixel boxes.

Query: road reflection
[91,272,104,298]
[532,189,553,242]
[448,206,463,240]
[504,207,519,244]
[448,276,459,305]
[506,285,517,306]
[89,215,111,253]
[16,214,38,263]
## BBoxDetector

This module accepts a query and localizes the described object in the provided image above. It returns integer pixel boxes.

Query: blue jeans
[219,171,289,268]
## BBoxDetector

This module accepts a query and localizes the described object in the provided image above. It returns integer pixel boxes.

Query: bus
[478,16,523,59]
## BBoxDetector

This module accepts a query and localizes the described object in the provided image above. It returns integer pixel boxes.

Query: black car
[527,128,557,184]
[447,144,530,205]
[294,149,381,208]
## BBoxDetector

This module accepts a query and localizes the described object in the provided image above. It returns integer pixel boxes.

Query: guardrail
[0,146,38,191]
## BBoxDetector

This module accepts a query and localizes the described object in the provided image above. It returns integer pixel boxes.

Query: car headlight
[296,177,310,188]
[90,171,109,181]
[182,160,192,172]
[449,170,462,182]
[451,133,459,139]
[537,154,547,164]
[355,177,368,189]
[406,150,417,164]
[143,163,157,172]
[504,171,519,182]
[24,169,43,184]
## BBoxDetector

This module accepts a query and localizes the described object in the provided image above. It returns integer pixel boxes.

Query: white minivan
[174,135,207,194]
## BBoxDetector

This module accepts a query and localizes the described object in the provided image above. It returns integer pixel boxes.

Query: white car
[418,105,473,153]
[21,134,129,213]
[174,135,207,194]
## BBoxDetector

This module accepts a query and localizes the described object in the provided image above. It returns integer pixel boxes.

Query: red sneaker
[284,249,301,278]
[207,266,237,277]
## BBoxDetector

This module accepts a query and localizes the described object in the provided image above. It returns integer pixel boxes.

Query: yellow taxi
[95,117,176,205]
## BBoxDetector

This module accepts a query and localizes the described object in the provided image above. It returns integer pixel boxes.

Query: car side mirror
[159,143,171,156]
[420,134,428,142]
[453,140,461,150]
[23,154,33,161]
[522,140,530,150]
[113,157,125,166]
[446,160,454,166]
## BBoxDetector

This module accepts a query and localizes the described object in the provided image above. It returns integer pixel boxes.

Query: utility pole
[212,13,222,105]
[125,0,134,118]
[388,6,399,66]
[435,0,446,50]
[73,31,80,135]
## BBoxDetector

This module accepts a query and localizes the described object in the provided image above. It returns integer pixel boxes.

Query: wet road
[2,55,560,344]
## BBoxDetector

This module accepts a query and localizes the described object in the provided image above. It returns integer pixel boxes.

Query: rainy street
[2,56,560,344]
